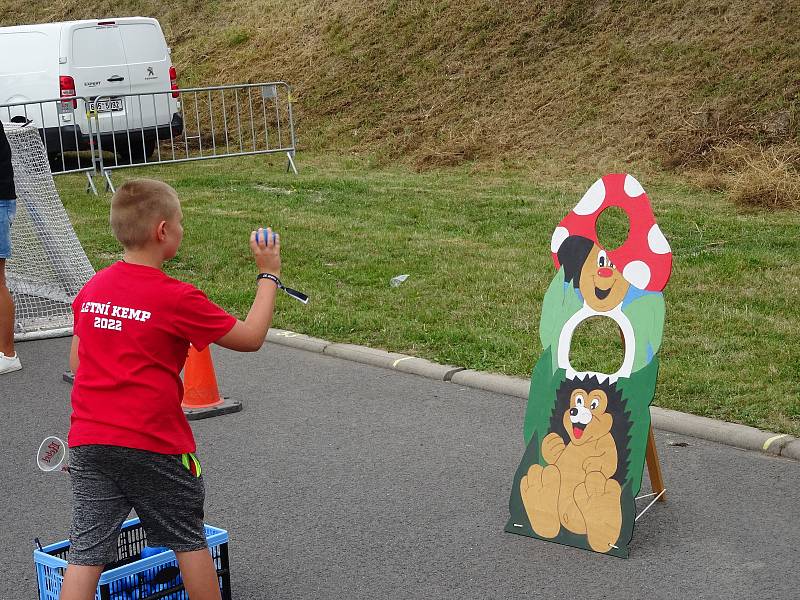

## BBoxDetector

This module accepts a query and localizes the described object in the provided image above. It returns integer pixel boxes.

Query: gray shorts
[68,445,207,565]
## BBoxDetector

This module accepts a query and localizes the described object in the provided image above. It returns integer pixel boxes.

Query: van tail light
[169,66,179,98]
[59,75,77,108]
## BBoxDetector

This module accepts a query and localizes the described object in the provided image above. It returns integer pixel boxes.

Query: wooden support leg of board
[645,425,666,502]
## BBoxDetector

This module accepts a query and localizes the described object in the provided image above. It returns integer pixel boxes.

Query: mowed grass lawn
[56,155,800,435]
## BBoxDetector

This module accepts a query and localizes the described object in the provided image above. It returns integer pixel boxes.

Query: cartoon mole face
[578,245,630,312]
[563,387,613,446]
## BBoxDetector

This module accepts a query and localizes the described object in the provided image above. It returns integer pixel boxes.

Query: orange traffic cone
[182,345,242,420]
[182,345,223,409]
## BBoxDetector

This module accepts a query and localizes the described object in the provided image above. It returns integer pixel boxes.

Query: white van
[0,17,183,165]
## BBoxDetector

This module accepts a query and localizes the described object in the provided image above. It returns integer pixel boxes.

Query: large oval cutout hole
[568,316,626,375]
[595,206,629,252]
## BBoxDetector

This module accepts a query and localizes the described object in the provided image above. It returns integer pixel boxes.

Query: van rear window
[119,24,166,63]
[0,32,49,75]
[72,26,126,67]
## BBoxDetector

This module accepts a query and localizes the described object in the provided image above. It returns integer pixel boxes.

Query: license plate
[87,98,124,112]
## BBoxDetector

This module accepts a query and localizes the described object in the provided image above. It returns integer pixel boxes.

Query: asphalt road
[2,337,798,599]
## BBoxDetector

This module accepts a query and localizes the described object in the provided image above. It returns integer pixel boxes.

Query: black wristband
[256,272,309,304]
[256,272,281,287]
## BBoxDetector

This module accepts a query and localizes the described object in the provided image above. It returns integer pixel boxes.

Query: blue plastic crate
[33,518,231,600]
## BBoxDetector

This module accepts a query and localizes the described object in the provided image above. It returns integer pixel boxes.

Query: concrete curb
[649,407,797,457]
[267,329,465,382]
[267,329,330,353]
[324,343,416,370]
[779,440,800,461]
[450,369,530,399]
[266,329,799,461]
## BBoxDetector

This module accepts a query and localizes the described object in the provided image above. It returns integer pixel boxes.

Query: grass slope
[5,1,799,184]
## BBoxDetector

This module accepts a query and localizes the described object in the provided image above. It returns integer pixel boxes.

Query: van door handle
[107,75,125,82]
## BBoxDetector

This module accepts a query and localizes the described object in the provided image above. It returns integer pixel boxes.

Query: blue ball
[256,229,276,244]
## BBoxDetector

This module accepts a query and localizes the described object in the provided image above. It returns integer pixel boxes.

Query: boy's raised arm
[215,228,281,352]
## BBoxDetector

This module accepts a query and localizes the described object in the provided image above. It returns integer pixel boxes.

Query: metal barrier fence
[93,82,297,192]
[0,96,99,193]
[0,82,297,194]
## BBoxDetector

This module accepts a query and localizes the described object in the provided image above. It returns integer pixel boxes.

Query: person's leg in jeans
[0,199,19,371]
[0,259,15,356]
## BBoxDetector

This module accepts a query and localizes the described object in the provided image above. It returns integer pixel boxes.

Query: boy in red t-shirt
[61,178,282,600]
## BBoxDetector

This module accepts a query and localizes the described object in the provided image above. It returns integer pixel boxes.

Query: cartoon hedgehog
[520,375,632,553]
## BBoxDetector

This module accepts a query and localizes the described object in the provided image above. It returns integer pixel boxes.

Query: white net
[5,123,94,340]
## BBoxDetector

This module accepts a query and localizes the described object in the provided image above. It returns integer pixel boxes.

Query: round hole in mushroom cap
[595,206,630,252]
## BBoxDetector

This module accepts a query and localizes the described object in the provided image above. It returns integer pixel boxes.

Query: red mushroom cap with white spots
[550,173,673,292]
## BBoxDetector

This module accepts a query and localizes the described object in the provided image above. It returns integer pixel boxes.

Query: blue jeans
[0,199,15,259]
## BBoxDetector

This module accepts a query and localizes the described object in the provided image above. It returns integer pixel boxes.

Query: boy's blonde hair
[110,179,180,248]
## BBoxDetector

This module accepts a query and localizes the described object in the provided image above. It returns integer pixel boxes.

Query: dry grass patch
[727,146,800,210]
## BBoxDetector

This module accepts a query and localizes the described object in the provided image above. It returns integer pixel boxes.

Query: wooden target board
[505,174,672,558]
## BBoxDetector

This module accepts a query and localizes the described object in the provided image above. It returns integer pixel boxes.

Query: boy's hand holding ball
[251,227,281,276]
[251,226,308,304]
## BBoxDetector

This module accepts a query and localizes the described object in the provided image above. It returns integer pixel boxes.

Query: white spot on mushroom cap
[574,178,606,215]
[624,174,645,198]
[647,224,671,254]
[551,226,570,253]
[623,260,651,289]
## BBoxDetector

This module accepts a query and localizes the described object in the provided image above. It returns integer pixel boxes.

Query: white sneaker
[0,352,21,374]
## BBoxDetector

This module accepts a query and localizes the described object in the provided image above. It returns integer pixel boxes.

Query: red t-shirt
[69,261,237,454]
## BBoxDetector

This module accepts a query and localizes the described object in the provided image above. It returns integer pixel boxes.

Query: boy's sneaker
[0,352,21,374]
